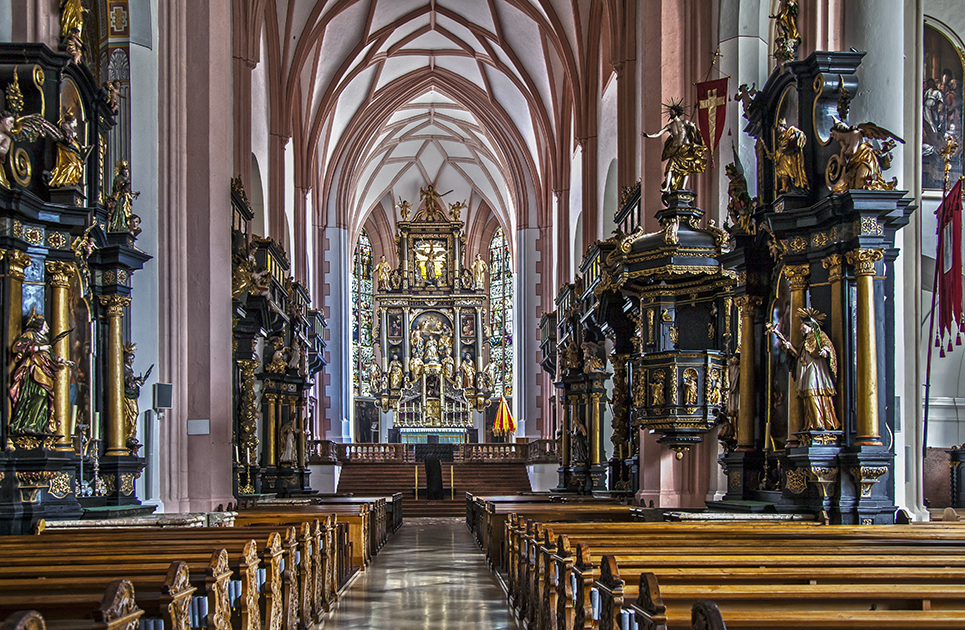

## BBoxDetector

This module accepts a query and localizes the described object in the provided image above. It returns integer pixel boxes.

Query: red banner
[937,178,963,352]
[695,78,728,167]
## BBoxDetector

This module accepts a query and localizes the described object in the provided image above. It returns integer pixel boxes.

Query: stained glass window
[489,227,513,397]
[352,230,375,397]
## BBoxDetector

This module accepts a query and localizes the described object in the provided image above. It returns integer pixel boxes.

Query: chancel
[2,1,965,629]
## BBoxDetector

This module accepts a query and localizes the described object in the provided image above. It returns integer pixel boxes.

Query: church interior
[3,0,965,628]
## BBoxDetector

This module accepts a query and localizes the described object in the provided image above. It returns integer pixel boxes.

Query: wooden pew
[0,581,144,630]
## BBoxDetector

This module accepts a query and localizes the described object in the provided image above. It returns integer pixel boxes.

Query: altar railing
[307,438,557,465]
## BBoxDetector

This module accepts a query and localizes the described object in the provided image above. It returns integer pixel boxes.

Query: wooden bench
[0,585,144,630]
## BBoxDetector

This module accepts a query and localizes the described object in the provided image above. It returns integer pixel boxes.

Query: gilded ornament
[97,580,141,630]
[859,217,884,236]
[644,100,707,193]
[45,260,74,287]
[788,236,808,253]
[46,232,68,249]
[784,467,808,494]
[849,465,888,497]
[729,470,741,491]
[23,226,43,245]
[812,232,829,248]
[827,119,904,193]
[808,466,839,498]
[47,471,72,498]
[647,309,655,344]
[784,264,810,291]
[668,326,678,345]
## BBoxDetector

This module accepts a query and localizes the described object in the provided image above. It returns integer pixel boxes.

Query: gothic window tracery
[352,229,375,397]
[489,227,513,397]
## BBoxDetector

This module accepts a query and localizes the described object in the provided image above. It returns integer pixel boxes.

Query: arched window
[352,230,374,397]
[489,227,513,397]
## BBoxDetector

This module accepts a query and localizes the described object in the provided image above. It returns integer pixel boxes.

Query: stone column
[848,249,884,446]
[99,294,131,457]
[784,264,810,444]
[46,261,74,450]
[735,295,762,450]
[822,254,846,424]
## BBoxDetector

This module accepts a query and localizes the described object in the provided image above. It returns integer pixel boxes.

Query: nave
[317,517,520,630]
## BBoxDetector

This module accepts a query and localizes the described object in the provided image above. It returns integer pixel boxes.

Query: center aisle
[317,516,521,629]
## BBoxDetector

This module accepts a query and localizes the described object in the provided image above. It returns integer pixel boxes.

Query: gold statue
[373,255,391,291]
[368,362,384,394]
[650,370,665,406]
[448,200,466,220]
[123,343,152,451]
[7,108,89,188]
[388,354,404,389]
[724,158,757,235]
[442,346,456,382]
[771,0,801,64]
[769,307,839,431]
[766,119,809,193]
[60,0,87,65]
[409,355,425,381]
[459,352,475,389]
[827,119,904,193]
[396,197,411,220]
[470,253,487,290]
[107,160,141,236]
[683,370,699,406]
[644,101,707,193]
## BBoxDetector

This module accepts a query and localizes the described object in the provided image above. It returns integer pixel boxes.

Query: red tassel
[957,332,962,346]
[941,346,947,358]
[949,340,955,353]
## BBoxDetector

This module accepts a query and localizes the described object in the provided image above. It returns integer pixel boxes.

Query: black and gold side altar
[715,50,913,524]
[230,180,326,496]
[0,39,152,532]
[366,186,494,443]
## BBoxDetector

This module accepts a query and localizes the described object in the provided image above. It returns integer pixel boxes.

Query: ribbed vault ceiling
[267,0,588,235]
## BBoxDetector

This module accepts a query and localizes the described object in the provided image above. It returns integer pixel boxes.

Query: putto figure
[769,307,839,431]
[9,310,75,435]
[644,100,707,193]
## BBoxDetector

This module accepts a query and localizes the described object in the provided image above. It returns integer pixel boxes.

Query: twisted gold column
[822,255,845,425]
[47,261,75,451]
[848,249,884,446]
[99,294,131,457]
[735,296,762,449]
[784,264,810,445]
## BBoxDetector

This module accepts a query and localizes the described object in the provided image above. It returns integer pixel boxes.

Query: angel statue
[765,119,809,193]
[644,100,707,193]
[827,119,904,194]
[107,160,141,236]
[470,253,487,290]
[123,343,153,452]
[373,255,391,291]
[396,197,411,221]
[9,310,75,435]
[768,307,839,431]
[8,108,90,188]
[448,200,466,221]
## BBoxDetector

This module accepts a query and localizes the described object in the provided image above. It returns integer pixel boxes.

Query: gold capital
[45,260,75,288]
[237,359,259,376]
[735,295,763,316]
[99,294,132,317]
[7,250,31,281]
[784,264,811,290]
[822,254,844,283]
[846,248,883,277]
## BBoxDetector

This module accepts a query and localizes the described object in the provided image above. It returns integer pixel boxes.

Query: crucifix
[698,88,726,155]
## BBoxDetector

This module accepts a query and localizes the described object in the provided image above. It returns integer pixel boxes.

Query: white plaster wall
[250,28,271,236]
[569,146,583,281]
[527,463,558,492]
[129,0,161,508]
[323,226,353,442]
[515,228,541,438]
[309,464,341,494]
[598,77,619,238]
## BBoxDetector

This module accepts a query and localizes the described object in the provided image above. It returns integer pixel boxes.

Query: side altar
[367,186,495,443]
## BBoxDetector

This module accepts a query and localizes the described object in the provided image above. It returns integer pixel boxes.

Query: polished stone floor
[316,517,521,629]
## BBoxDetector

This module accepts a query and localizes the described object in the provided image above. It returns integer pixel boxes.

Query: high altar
[368,186,493,443]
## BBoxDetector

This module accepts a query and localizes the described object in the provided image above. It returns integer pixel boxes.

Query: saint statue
[650,372,665,406]
[123,343,152,451]
[471,253,487,290]
[368,362,384,393]
[9,310,75,435]
[424,335,440,364]
[644,101,707,193]
[459,353,476,390]
[388,355,404,390]
[279,422,296,464]
[48,110,88,188]
[768,119,809,193]
[374,255,391,291]
[827,119,904,193]
[683,371,699,406]
[571,415,588,463]
[409,355,425,381]
[727,354,741,417]
[770,307,839,431]
[442,346,456,382]
[107,161,137,230]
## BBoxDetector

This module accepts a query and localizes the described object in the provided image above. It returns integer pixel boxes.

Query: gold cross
[698,88,727,152]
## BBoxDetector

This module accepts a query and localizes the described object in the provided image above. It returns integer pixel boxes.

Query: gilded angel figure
[827,119,904,193]
[644,100,707,193]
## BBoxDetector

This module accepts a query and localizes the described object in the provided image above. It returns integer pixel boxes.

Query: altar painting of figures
[415,240,448,287]
[69,268,92,445]
[355,399,379,443]
[766,271,792,451]
[923,23,964,188]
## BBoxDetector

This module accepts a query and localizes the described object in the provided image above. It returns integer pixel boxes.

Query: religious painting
[765,269,791,450]
[414,239,448,287]
[388,312,402,338]
[461,312,475,338]
[68,267,92,442]
[923,22,964,189]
